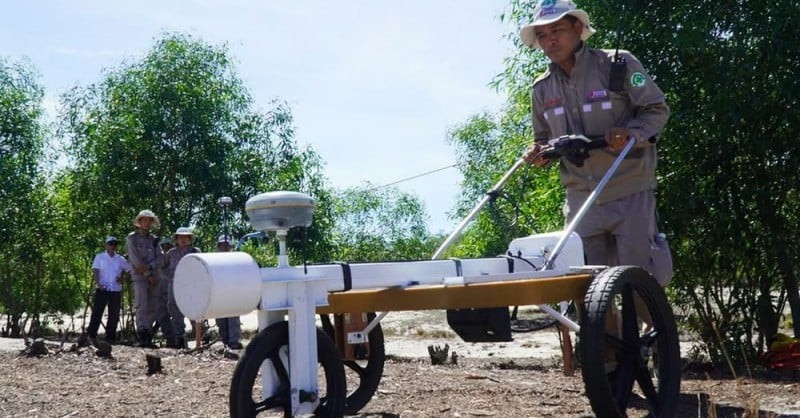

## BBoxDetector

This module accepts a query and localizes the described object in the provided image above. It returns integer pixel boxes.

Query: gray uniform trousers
[167,278,186,339]
[216,317,241,346]
[565,189,656,268]
[132,278,158,331]
[133,277,173,339]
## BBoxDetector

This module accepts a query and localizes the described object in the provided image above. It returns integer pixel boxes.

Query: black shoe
[138,330,157,348]
[78,334,92,348]
[227,342,243,350]
[166,337,186,349]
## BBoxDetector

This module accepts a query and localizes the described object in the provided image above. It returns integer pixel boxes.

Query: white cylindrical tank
[174,252,262,320]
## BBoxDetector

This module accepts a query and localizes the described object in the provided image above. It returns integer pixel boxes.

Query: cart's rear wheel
[579,266,680,417]
[229,321,346,417]
[321,313,385,414]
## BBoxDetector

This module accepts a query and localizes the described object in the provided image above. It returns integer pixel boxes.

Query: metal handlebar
[433,135,608,260]
[432,158,528,260]
[431,134,633,262]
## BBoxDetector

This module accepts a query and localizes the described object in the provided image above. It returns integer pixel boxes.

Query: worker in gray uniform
[162,227,200,348]
[520,0,671,283]
[126,210,163,348]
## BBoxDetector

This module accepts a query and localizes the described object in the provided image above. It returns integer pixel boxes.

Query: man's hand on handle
[522,143,553,167]
[605,127,632,152]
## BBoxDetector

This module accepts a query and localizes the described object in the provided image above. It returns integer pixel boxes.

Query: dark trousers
[87,288,122,341]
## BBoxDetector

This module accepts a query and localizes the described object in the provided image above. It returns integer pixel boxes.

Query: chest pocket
[542,103,568,136]
[581,89,629,137]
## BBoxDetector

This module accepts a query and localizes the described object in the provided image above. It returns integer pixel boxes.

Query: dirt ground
[1,320,799,417]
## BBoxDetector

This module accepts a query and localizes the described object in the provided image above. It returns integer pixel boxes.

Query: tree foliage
[0,57,85,336]
[57,33,330,252]
[325,185,438,262]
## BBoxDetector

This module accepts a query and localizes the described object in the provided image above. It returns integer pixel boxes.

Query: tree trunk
[775,233,800,338]
[775,246,800,338]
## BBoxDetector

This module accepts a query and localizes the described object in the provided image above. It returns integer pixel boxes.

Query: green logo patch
[630,72,646,87]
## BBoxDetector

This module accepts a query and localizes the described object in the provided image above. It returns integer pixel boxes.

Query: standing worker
[162,227,200,348]
[520,0,672,283]
[214,235,243,349]
[126,210,162,348]
[85,235,131,345]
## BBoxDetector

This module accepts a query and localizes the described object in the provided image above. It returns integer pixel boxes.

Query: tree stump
[94,340,113,358]
[146,354,163,375]
[28,338,49,356]
[427,343,449,365]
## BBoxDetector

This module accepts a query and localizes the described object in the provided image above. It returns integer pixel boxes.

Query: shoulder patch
[630,72,647,87]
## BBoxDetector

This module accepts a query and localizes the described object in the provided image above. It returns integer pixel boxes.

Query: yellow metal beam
[318,274,593,314]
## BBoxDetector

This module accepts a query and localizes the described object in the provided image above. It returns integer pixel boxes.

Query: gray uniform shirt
[532,45,669,205]
[126,231,161,282]
[161,246,199,281]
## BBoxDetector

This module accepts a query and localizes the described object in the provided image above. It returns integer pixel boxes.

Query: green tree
[325,186,438,262]
[0,57,84,336]
[58,33,329,252]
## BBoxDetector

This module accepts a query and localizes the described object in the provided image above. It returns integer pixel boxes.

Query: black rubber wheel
[229,321,346,417]
[579,266,681,418]
[321,313,385,415]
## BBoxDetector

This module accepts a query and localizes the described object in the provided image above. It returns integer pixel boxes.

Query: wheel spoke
[611,285,643,411]
[636,367,660,410]
[268,350,290,381]
[254,391,288,412]
[344,360,368,378]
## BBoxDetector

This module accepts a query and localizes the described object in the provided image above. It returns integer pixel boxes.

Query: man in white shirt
[85,236,131,344]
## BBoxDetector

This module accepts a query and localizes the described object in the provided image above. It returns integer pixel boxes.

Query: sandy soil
[1,309,799,417]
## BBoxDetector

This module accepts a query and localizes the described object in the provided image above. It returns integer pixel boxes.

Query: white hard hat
[520,0,595,49]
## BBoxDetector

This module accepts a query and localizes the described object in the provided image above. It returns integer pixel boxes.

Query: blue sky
[0,1,516,233]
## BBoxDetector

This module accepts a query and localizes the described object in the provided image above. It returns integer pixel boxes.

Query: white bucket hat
[133,209,160,228]
[172,226,195,242]
[520,0,595,49]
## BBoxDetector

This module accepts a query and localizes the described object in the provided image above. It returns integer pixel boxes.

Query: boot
[167,335,186,349]
[138,329,156,349]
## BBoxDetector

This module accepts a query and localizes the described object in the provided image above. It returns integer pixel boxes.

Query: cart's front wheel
[229,321,346,417]
[579,266,681,417]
